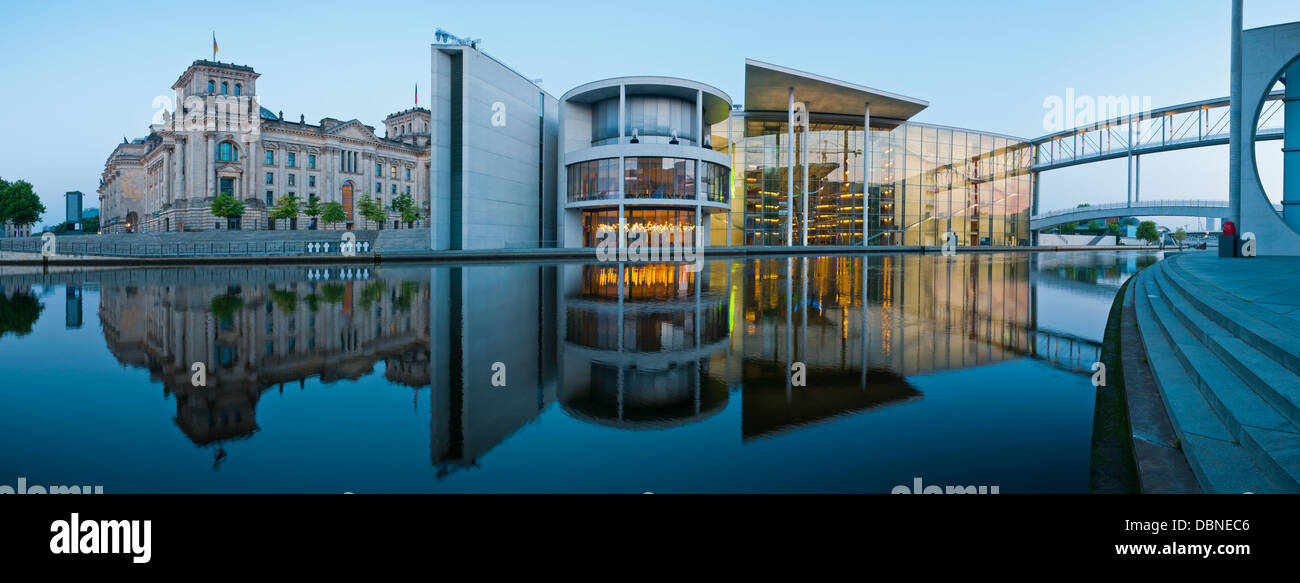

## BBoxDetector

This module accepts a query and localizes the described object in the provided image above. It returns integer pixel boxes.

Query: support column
[205,135,215,201]
[787,87,795,246]
[1283,60,1300,231]
[1126,119,1133,206]
[863,102,871,247]
[1228,0,1243,226]
[801,112,809,246]
[1135,155,1141,203]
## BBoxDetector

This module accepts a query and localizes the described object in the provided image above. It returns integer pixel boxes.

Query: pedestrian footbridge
[1030,200,1231,231]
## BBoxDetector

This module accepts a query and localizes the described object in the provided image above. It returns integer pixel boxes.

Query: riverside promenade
[0,228,1157,266]
[1126,252,1300,493]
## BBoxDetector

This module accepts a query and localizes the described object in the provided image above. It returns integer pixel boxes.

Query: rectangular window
[391,165,397,179]
[266,190,273,205]
[265,150,274,165]
[309,176,316,187]
[377,182,382,193]
[376,163,382,177]
[288,173,296,186]
[405,168,411,181]
[265,172,274,185]
[405,185,411,195]
[288,153,296,167]
[391,184,396,195]
[308,154,316,169]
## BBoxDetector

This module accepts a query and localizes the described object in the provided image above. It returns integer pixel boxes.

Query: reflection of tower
[557,262,732,429]
[65,286,82,328]
[93,268,432,448]
[428,265,557,477]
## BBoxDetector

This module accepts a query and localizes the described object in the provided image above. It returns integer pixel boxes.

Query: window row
[207,80,243,96]
[568,158,728,201]
[263,150,317,169]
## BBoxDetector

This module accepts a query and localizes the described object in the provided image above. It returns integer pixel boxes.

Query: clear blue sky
[2,0,1298,229]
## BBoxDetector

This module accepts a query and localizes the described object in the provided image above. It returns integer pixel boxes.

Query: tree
[356,192,386,229]
[304,193,323,229]
[0,290,44,339]
[0,179,46,229]
[392,191,418,228]
[269,193,301,229]
[210,193,245,229]
[82,216,99,234]
[1173,227,1187,247]
[321,201,347,228]
[1136,220,1160,245]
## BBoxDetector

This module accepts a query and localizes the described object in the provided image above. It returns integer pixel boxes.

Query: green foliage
[1173,227,1187,244]
[0,290,44,338]
[304,293,321,312]
[356,192,385,228]
[270,288,299,313]
[304,193,323,218]
[358,280,387,309]
[209,293,244,322]
[392,191,419,225]
[1136,220,1160,245]
[269,193,300,221]
[210,192,245,219]
[0,178,45,227]
[393,280,420,312]
[321,201,347,226]
[320,283,346,304]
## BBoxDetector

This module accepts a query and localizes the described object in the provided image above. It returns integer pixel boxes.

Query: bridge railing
[1030,91,1285,172]
[1032,199,1228,220]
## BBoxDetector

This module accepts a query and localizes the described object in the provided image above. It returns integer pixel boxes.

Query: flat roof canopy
[744,59,928,122]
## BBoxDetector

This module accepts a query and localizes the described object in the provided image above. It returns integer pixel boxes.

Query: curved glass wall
[700,161,729,203]
[581,207,696,247]
[567,158,620,202]
[625,157,695,199]
[710,117,1032,246]
[623,96,697,145]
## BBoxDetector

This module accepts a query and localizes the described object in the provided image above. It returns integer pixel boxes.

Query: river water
[0,251,1162,493]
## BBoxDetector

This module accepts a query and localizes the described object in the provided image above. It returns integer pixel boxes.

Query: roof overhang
[744,59,928,123]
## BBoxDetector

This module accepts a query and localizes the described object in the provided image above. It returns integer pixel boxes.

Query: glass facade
[567,158,620,202]
[710,115,1032,247]
[624,157,695,199]
[581,207,697,247]
[700,161,730,203]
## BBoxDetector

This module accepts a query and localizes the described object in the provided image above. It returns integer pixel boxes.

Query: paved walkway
[1128,251,1300,493]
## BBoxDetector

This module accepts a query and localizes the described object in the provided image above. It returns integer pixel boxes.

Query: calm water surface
[0,251,1161,493]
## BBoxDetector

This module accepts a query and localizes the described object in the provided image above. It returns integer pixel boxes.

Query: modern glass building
[706,60,1032,247]
[429,44,1033,250]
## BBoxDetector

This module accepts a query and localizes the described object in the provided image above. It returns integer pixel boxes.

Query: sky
[2,0,1298,230]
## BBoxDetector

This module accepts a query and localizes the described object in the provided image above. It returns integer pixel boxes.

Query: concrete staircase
[1132,254,1300,493]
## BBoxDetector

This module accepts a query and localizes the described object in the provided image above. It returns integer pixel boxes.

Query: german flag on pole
[212,32,218,60]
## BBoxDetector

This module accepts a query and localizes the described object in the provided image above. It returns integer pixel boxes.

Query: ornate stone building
[99,60,430,233]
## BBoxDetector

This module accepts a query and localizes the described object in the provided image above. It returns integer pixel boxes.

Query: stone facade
[99,60,431,234]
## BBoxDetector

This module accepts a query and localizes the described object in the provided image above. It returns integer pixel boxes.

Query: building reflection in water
[97,268,431,458]
[85,253,1082,475]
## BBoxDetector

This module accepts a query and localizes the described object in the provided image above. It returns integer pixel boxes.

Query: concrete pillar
[863,102,871,247]
[1228,0,1243,226]
[801,113,809,246]
[1283,61,1300,231]
[787,87,794,246]
[205,135,215,200]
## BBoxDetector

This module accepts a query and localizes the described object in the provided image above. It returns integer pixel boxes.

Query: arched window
[234,83,242,96]
[217,141,237,162]
[221,82,229,94]
[207,80,215,93]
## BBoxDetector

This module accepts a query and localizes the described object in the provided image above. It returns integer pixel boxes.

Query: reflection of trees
[358,281,387,310]
[320,283,346,304]
[0,290,43,338]
[269,288,299,313]
[209,293,244,323]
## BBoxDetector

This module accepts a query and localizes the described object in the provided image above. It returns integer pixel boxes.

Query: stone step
[1131,274,1289,492]
[1141,268,1300,492]
[1154,267,1300,430]
[1162,257,1300,377]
